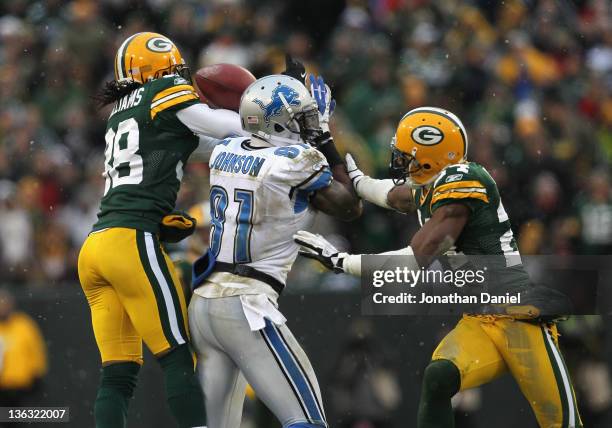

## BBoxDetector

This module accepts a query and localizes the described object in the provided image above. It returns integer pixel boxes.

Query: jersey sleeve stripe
[434,180,484,194]
[288,166,332,199]
[150,93,199,119]
[151,89,197,108]
[431,190,489,205]
[302,169,332,192]
[434,187,487,195]
[152,84,197,102]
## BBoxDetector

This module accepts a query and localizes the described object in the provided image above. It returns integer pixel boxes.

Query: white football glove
[345,153,395,209]
[293,230,347,273]
[345,153,365,189]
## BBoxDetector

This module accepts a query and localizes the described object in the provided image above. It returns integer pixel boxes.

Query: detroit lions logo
[253,85,301,123]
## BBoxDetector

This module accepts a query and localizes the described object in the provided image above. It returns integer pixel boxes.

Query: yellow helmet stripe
[116,33,140,81]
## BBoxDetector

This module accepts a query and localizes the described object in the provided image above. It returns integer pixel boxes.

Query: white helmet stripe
[115,33,140,81]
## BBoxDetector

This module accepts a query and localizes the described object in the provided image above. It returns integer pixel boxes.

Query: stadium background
[0,0,611,426]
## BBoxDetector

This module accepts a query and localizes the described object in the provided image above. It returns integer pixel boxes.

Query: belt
[213,262,285,295]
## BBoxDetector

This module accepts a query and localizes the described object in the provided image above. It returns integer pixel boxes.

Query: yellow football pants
[432,315,582,428]
[78,228,189,365]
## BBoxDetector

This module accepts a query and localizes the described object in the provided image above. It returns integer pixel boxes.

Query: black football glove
[159,210,197,243]
[281,53,306,83]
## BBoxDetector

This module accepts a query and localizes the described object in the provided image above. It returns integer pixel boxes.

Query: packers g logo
[411,126,444,146]
[146,37,173,52]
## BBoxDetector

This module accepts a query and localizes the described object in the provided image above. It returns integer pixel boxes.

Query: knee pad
[422,359,461,399]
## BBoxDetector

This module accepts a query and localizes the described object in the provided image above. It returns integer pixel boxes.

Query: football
[193,63,256,112]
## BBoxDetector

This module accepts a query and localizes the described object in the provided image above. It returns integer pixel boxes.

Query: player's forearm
[410,232,454,267]
[176,103,247,139]
[316,141,362,219]
[387,184,416,213]
[312,180,362,221]
[342,245,419,276]
[409,203,470,266]
[351,178,415,213]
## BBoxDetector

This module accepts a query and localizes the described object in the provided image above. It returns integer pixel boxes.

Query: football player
[78,32,247,428]
[188,74,361,428]
[294,107,583,428]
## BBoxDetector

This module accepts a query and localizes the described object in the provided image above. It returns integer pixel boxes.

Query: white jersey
[207,137,332,286]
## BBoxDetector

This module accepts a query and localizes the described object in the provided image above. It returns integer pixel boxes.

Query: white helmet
[239,75,320,146]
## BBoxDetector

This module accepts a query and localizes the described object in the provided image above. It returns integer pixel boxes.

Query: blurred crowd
[0,0,611,285]
[0,1,611,425]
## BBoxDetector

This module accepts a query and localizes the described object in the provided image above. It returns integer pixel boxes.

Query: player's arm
[310,133,362,220]
[279,146,361,221]
[177,103,248,161]
[150,78,246,160]
[176,103,245,139]
[409,203,469,266]
[304,74,362,220]
[311,179,362,221]
[293,202,469,275]
[345,154,416,214]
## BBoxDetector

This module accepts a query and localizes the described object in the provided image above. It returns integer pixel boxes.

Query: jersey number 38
[103,118,143,195]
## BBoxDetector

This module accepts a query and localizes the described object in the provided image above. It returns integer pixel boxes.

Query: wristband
[317,137,343,167]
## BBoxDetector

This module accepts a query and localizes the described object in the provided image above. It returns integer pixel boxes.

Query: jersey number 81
[209,185,254,263]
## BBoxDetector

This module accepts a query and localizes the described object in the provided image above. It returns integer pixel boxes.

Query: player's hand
[281,53,306,83]
[293,230,346,273]
[308,74,336,135]
[159,210,197,243]
[346,153,366,191]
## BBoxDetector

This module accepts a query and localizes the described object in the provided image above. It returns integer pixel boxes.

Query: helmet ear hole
[423,164,431,169]
[274,124,285,133]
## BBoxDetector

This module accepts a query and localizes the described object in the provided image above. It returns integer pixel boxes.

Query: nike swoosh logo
[300,72,306,79]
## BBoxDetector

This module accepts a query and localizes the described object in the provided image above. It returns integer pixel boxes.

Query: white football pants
[188,295,327,428]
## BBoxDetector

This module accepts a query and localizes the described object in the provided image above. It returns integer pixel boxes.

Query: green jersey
[93,75,200,233]
[413,162,530,287]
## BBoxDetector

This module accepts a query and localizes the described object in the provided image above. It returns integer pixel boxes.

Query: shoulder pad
[431,163,490,207]
[150,77,199,119]
[271,144,331,189]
